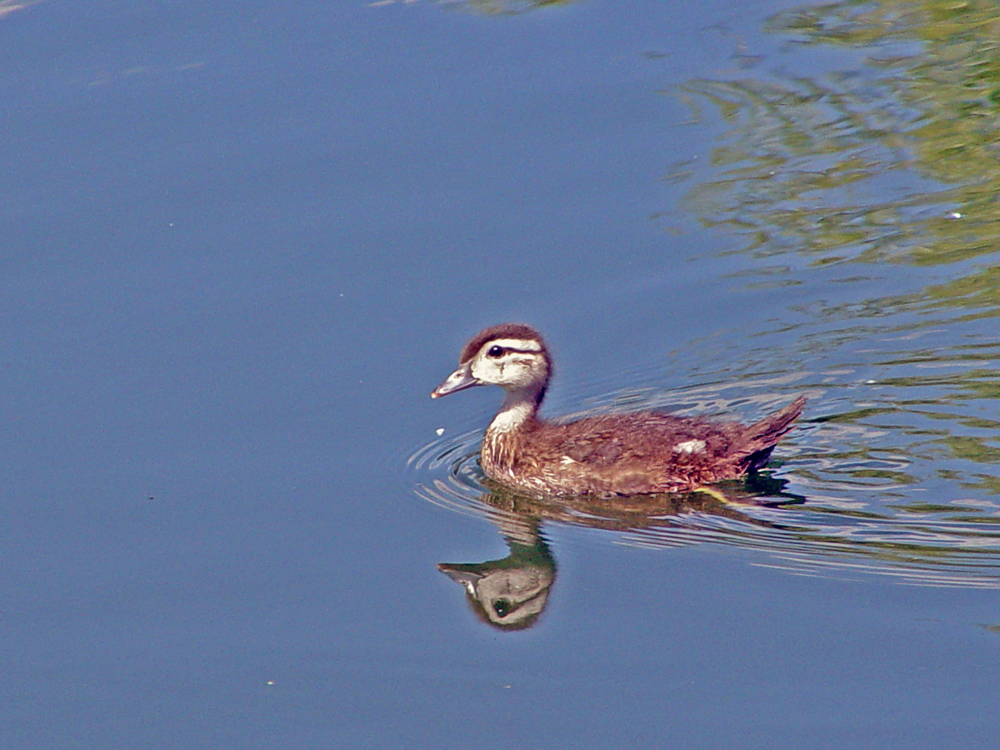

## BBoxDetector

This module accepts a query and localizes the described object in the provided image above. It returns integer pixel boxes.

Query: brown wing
[540,413,740,464]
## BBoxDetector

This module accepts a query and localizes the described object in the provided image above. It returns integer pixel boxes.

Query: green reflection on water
[681,0,1000,269]
[661,0,1000,583]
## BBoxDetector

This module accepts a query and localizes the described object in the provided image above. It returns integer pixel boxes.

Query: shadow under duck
[432,323,806,498]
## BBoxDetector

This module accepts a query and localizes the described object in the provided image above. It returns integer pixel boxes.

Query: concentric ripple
[409,378,1000,589]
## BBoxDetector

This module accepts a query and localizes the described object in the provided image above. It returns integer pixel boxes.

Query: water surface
[3,0,1000,748]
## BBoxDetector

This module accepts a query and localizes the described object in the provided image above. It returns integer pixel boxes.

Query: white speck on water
[436,428,444,436]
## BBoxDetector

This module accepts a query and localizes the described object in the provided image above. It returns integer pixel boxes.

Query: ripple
[409,379,1000,590]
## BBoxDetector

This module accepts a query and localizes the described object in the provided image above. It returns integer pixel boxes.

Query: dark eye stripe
[486,345,540,358]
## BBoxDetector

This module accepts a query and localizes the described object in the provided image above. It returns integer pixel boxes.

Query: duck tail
[739,395,807,471]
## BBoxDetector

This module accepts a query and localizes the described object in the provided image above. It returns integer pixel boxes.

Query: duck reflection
[438,476,801,630]
[439,512,555,631]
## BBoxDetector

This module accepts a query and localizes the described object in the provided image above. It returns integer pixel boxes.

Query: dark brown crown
[459,323,548,364]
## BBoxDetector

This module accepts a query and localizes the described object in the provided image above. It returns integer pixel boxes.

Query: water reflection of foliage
[664,0,1000,585]
[678,0,1000,268]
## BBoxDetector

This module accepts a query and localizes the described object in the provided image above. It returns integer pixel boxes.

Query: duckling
[431,323,806,498]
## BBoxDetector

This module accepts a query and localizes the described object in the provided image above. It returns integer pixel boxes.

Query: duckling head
[431,323,551,404]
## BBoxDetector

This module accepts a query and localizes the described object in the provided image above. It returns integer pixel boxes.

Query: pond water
[3,0,1000,747]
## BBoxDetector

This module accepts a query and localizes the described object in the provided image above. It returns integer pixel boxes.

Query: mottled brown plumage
[432,323,805,498]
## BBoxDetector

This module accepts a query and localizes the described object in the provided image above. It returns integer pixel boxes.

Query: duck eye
[487,345,505,358]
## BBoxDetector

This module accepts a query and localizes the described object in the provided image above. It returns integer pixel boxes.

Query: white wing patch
[674,439,706,454]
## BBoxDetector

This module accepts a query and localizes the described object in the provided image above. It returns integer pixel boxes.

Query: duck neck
[488,386,544,434]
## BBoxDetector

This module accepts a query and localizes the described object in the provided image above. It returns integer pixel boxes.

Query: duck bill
[431,362,480,398]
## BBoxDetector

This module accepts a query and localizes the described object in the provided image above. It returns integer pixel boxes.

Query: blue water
[3,0,1000,747]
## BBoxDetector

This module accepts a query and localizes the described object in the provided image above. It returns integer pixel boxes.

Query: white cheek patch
[674,439,706,454]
